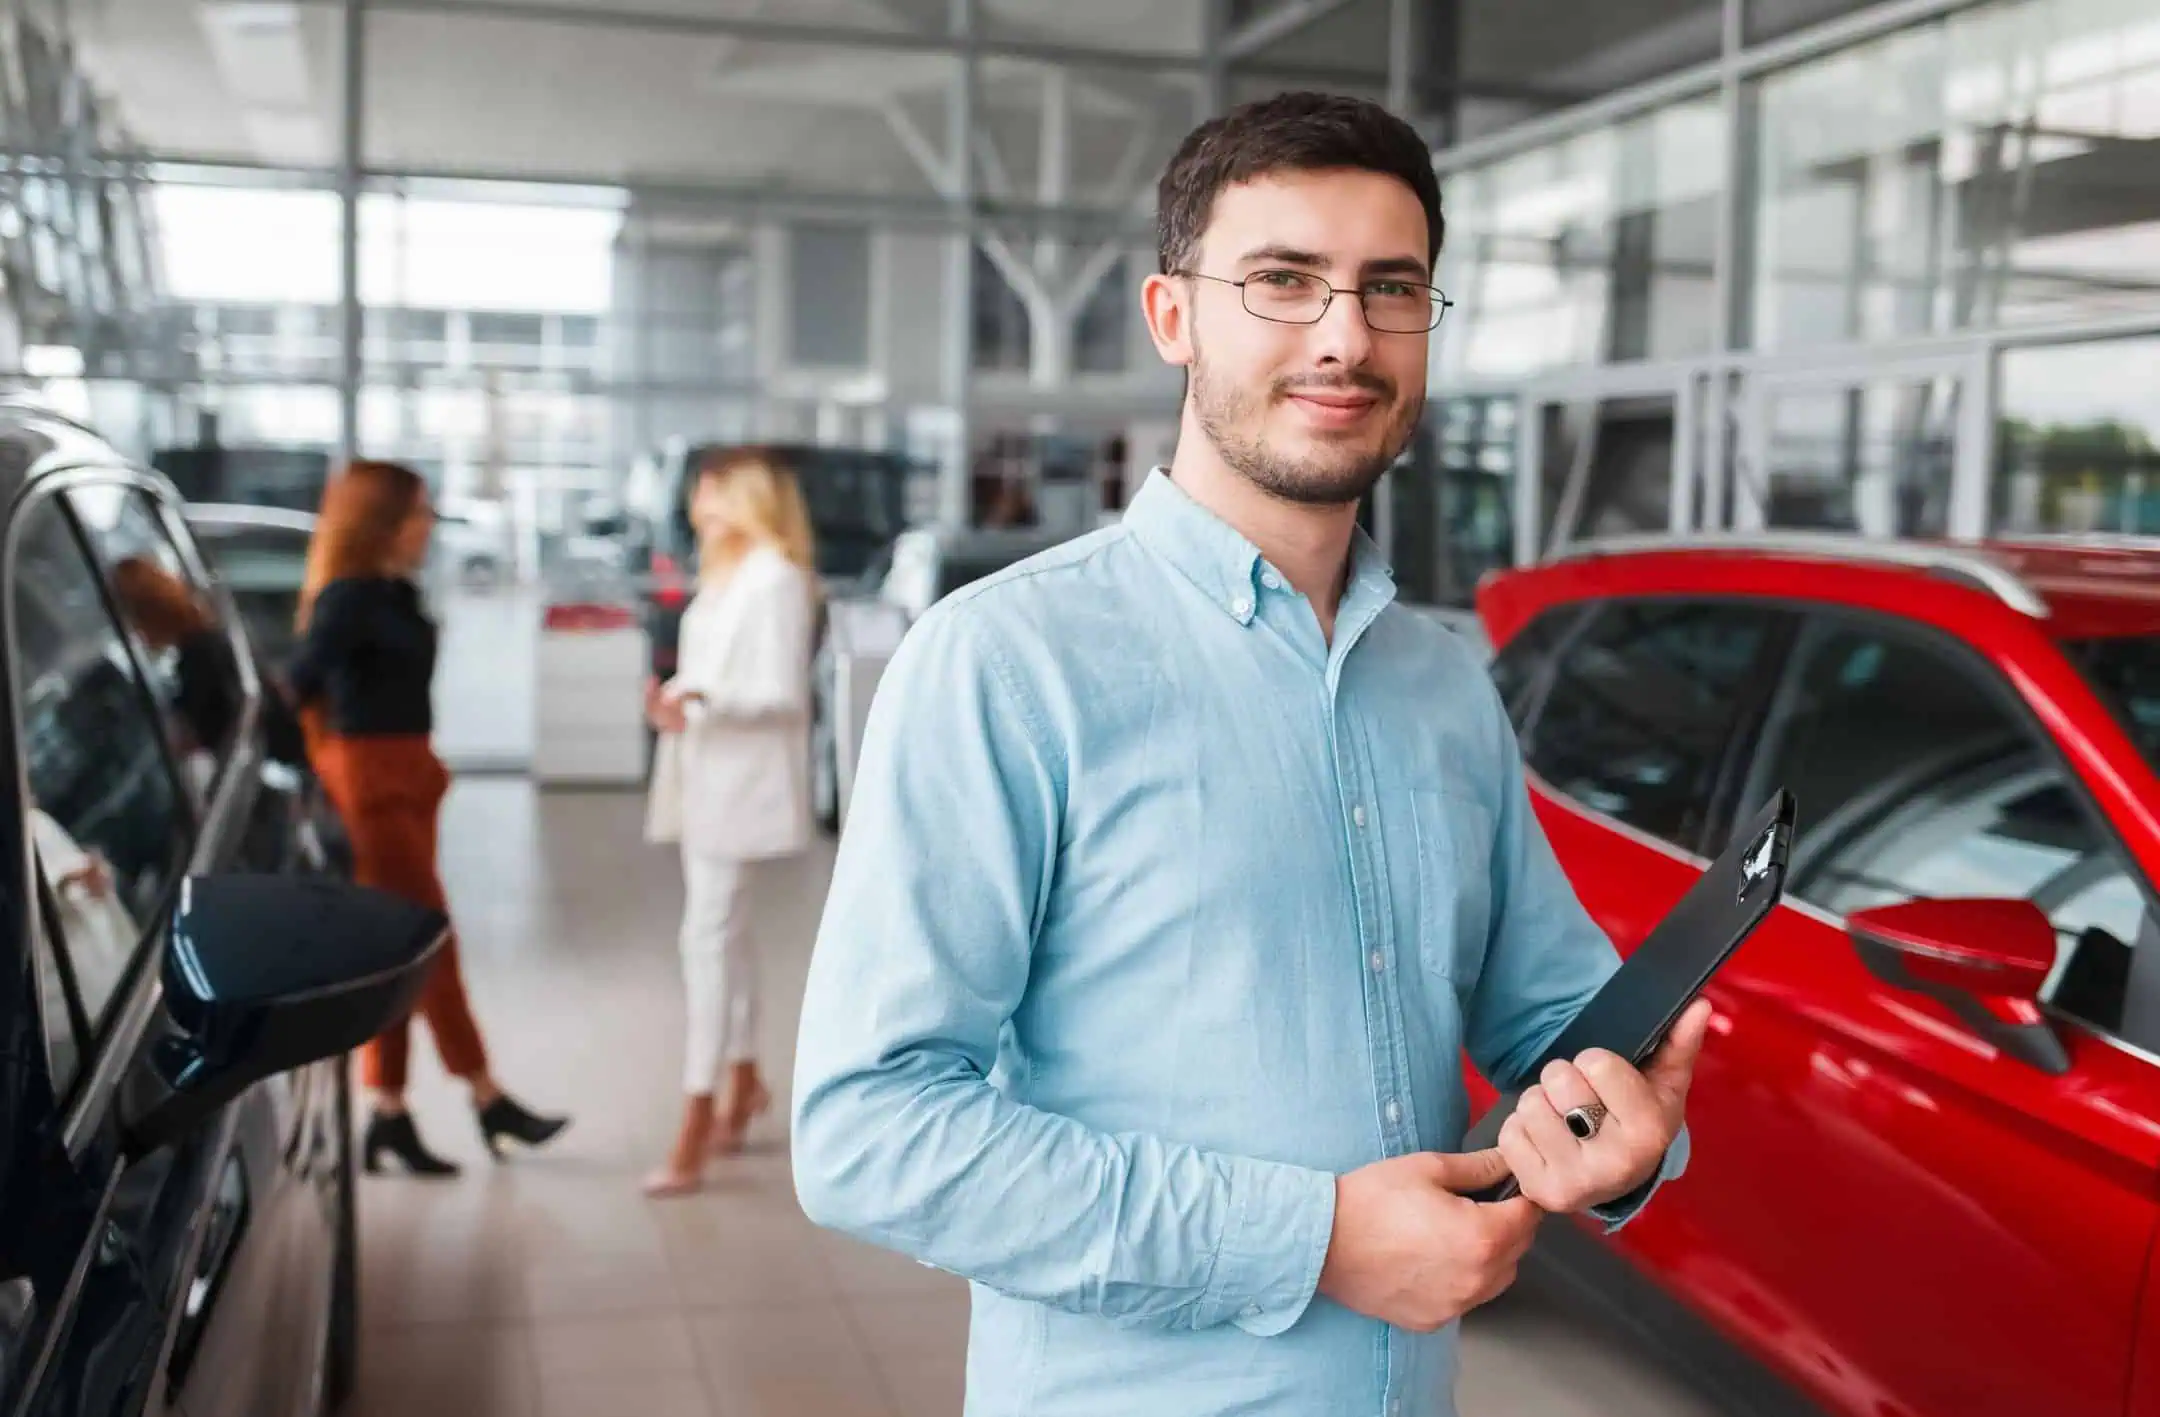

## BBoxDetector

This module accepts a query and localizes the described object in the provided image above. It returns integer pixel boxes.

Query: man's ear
[1142,272,1193,368]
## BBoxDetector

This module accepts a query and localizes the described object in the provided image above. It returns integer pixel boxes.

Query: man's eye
[1252,270,1306,288]
[1365,281,1416,298]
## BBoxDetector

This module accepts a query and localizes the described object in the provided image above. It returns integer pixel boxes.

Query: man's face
[1150,168,1432,507]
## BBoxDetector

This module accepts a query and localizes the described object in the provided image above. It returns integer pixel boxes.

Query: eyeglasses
[1181,268,1454,334]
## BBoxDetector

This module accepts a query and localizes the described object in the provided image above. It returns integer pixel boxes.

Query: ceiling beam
[1,148,1155,238]
[295,0,1402,89]
[1221,0,1359,61]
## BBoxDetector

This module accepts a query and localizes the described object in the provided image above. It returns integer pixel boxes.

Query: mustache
[1275,371,1394,400]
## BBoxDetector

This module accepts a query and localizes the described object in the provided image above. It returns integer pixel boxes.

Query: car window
[69,484,247,795]
[1488,605,1583,732]
[12,494,193,1035]
[191,523,310,669]
[1757,615,2157,1043]
[1524,599,1787,846]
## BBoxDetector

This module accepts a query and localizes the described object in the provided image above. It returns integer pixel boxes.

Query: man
[793,91,1709,1416]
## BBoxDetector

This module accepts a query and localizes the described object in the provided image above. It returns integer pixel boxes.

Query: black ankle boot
[362,1111,460,1177]
[476,1094,569,1159]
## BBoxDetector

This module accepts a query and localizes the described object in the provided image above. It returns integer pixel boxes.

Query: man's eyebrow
[1360,255,1431,280]
[1234,244,1328,269]
[1231,246,1432,281]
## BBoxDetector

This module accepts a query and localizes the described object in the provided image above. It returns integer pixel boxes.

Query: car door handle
[163,1154,250,1399]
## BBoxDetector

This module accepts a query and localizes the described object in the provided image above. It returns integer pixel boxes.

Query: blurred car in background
[1473,531,2160,1417]
[183,503,354,879]
[813,525,1072,830]
[182,503,317,668]
[430,498,516,590]
[626,439,921,681]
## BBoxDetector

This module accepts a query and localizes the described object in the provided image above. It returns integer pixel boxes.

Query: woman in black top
[290,460,567,1177]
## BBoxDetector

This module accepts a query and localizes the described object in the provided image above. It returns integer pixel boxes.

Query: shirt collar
[1123,466,1396,626]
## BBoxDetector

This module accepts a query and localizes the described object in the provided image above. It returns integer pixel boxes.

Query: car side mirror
[126,875,447,1154]
[1848,897,2069,1074]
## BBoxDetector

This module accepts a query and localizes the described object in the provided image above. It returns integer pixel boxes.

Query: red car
[1470,532,2160,1417]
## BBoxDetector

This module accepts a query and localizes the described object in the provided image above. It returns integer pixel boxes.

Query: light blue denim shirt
[793,468,1686,1417]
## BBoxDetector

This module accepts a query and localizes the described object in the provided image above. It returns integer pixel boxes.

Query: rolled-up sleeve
[1462,673,1688,1228]
[791,602,1337,1332]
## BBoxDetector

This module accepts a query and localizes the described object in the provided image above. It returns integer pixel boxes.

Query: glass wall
[1435,93,1724,382]
[1996,334,2160,535]
[1745,0,2160,349]
[1754,376,1960,535]
[1412,0,2160,609]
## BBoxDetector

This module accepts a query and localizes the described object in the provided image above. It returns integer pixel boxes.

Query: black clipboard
[1458,789,1797,1204]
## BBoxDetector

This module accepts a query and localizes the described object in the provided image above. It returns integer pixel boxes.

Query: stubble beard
[1188,336,1424,509]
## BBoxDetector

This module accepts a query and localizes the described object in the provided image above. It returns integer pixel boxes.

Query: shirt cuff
[1205,1157,1336,1337]
[1588,1123,1691,1233]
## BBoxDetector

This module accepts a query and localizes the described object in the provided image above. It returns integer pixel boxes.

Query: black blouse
[286,576,437,737]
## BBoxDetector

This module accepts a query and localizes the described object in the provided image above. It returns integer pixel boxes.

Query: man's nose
[1307,287,1374,366]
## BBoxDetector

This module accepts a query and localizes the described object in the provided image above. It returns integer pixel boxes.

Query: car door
[1658,607,2160,1417]
[65,477,347,1417]
[3,479,220,1417]
[0,475,331,1417]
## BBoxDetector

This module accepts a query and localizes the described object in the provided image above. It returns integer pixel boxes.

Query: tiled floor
[350,780,1730,1417]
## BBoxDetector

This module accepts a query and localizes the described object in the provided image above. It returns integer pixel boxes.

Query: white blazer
[644,545,816,861]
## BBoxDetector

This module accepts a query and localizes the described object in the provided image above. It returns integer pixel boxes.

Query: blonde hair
[695,448,816,580]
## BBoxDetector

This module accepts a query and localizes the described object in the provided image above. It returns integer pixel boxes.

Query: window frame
[1488,601,1592,730]
[1722,602,2160,1059]
[1515,593,1802,855]
[1,466,224,1148]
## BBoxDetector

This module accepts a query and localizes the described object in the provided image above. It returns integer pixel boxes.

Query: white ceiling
[68,0,1727,200]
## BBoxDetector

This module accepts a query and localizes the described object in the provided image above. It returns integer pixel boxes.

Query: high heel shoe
[362,1111,460,1178]
[476,1093,570,1159]
[711,1074,772,1158]
[644,1096,716,1200]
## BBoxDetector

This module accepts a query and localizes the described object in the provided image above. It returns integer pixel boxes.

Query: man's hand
[1496,997,1713,1214]
[1317,1150,1543,1332]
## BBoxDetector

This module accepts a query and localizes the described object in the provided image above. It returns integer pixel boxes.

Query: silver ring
[1563,1103,1607,1141]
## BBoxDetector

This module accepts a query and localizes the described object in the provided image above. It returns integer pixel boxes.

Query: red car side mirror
[1848,897,2070,1074]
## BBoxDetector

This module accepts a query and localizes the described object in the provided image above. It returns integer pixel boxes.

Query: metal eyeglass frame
[1178,269,1456,333]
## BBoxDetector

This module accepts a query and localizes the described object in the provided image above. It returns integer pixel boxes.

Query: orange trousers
[309,729,488,1092]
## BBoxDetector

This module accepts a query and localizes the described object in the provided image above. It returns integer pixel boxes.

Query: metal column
[1386,0,1416,118]
[1200,0,1229,118]
[938,0,977,527]
[337,0,365,466]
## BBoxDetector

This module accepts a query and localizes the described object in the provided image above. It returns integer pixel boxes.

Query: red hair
[111,556,213,649]
[298,460,428,630]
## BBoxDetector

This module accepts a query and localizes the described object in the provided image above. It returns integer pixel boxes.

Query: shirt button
[1369,950,1385,973]
[1385,1100,1402,1124]
[1261,571,1283,590]
[1244,1304,1263,1319]
[1230,596,1252,617]
[1352,804,1368,828]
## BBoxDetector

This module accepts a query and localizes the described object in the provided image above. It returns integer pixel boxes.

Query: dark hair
[1155,91,1443,277]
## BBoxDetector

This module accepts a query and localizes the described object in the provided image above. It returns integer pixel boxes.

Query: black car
[0,403,446,1417]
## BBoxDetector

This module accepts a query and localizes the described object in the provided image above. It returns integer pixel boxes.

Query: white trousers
[679,850,759,1094]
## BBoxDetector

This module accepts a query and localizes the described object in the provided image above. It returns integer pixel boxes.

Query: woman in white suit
[642,448,818,1196]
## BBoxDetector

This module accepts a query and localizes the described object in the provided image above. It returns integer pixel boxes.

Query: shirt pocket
[1411,787,1495,992]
